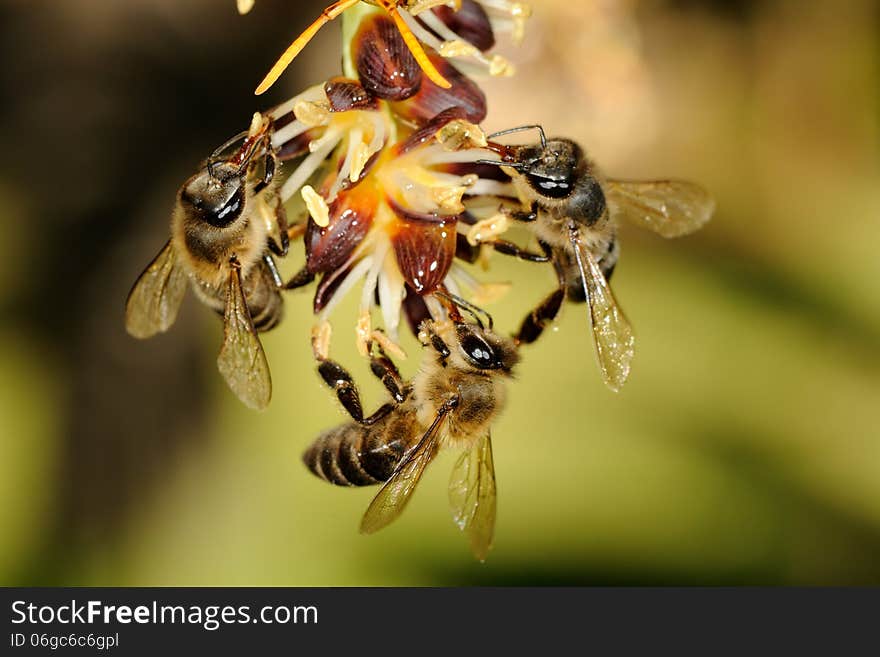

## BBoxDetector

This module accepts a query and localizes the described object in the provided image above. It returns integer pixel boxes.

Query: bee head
[180,164,246,229]
[480,128,583,200]
[514,138,582,200]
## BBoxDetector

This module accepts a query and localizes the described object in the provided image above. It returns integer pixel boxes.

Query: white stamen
[280,132,340,201]
[361,240,389,312]
[319,256,375,322]
[423,147,489,165]
[269,84,325,120]
[378,254,405,342]
[466,179,517,197]
[270,120,310,150]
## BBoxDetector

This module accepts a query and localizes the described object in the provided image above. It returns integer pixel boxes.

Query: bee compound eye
[185,182,245,228]
[526,171,572,199]
[459,331,500,369]
[209,185,245,227]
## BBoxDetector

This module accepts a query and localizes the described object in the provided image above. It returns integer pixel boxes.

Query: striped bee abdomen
[302,411,414,487]
[247,263,284,333]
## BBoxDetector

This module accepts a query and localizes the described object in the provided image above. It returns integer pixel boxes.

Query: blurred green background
[1,0,879,585]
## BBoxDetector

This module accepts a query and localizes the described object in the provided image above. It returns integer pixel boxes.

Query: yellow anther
[489,55,515,77]
[302,185,330,227]
[247,112,264,136]
[294,100,330,128]
[470,282,512,306]
[311,321,332,361]
[439,39,479,59]
[466,213,510,247]
[436,119,488,151]
[404,0,458,15]
[371,330,407,360]
[349,142,372,183]
[510,3,532,44]
[432,185,468,214]
[356,311,372,358]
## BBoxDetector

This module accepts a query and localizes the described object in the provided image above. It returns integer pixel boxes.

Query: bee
[254,0,453,96]
[125,114,290,410]
[475,125,714,391]
[302,294,518,560]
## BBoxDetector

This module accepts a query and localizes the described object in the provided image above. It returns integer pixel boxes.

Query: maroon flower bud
[355,14,422,101]
[431,0,495,52]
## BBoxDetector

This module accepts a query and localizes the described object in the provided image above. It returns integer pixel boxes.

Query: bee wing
[605,180,714,238]
[571,232,635,392]
[360,403,452,535]
[216,263,272,411]
[449,432,497,562]
[125,240,188,339]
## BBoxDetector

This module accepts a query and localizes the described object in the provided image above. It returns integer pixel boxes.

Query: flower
[279,101,513,353]
[251,1,531,95]
[245,1,531,356]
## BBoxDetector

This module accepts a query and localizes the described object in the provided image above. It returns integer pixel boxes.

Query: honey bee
[254,0,453,96]
[476,125,714,391]
[302,294,518,560]
[125,114,290,410]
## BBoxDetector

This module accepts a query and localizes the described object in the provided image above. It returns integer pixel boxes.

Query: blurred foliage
[0,0,878,585]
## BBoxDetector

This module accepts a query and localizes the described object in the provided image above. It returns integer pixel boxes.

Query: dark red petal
[456,230,480,258]
[391,216,457,294]
[355,14,422,101]
[276,129,315,161]
[394,107,468,156]
[306,183,376,274]
[324,77,379,112]
[387,196,462,225]
[390,50,486,124]
[313,264,352,313]
[432,0,495,52]
[402,284,432,336]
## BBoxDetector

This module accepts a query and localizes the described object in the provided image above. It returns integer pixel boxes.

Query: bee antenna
[207,130,251,180]
[434,291,494,331]
[487,124,547,149]
[474,159,527,172]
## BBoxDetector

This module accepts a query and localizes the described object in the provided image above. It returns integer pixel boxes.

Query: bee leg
[262,254,284,289]
[284,266,316,290]
[489,240,551,263]
[503,201,539,223]
[252,152,276,195]
[318,359,395,426]
[362,402,395,425]
[418,323,451,365]
[318,360,366,424]
[514,287,565,345]
[268,203,290,257]
[369,348,407,403]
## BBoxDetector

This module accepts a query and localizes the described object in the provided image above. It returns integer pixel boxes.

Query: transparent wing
[605,179,714,238]
[449,433,497,562]
[125,240,187,339]
[360,403,452,535]
[217,264,272,410]
[571,233,635,392]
